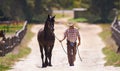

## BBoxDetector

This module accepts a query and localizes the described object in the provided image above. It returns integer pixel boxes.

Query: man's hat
[68,22,75,26]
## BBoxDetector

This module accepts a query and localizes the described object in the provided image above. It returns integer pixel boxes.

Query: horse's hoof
[42,66,47,68]
[48,63,52,66]
[42,63,47,68]
[42,65,47,68]
[45,61,48,65]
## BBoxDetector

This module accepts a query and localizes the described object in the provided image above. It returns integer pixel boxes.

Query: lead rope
[76,45,82,61]
[55,35,82,62]
[55,35,67,54]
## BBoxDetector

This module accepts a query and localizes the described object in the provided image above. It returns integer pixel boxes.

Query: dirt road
[8,23,120,71]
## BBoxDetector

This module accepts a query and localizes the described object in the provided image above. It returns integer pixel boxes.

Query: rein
[76,45,82,61]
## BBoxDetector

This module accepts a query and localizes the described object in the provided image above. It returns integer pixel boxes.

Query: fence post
[0,21,28,56]
[111,13,120,53]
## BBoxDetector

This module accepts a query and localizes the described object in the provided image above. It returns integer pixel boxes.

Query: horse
[37,15,55,68]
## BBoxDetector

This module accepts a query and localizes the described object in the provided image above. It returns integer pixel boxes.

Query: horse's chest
[42,36,54,41]
[38,30,55,46]
[45,41,54,45]
[46,36,54,40]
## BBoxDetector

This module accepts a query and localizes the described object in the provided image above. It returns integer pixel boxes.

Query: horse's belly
[38,39,54,46]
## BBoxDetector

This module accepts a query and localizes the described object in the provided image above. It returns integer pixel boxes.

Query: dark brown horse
[37,15,55,68]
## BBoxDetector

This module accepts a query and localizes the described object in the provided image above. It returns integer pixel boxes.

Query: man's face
[70,25,74,29]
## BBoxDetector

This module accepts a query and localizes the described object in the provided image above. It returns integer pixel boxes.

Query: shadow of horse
[37,15,55,68]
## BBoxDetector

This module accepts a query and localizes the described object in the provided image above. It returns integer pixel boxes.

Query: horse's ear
[47,14,50,19]
[52,15,55,19]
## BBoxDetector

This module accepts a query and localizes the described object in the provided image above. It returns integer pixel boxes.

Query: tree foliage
[0,0,119,23]
[89,0,118,23]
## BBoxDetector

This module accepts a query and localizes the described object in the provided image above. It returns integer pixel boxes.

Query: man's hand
[59,36,66,43]
[77,42,80,46]
[59,40,62,42]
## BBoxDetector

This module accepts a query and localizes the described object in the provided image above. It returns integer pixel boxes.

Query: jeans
[67,40,76,66]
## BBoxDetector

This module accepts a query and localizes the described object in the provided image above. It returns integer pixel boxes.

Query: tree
[34,0,43,15]
[90,0,115,23]
[57,0,74,9]
[115,0,120,10]
[80,0,91,8]
[19,0,33,22]
[0,0,12,21]
[73,0,81,8]
[0,0,4,20]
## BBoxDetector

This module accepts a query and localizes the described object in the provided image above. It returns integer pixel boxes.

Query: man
[59,22,81,66]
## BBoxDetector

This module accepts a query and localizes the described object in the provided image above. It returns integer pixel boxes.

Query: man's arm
[77,29,81,46]
[59,36,66,42]
[60,30,67,42]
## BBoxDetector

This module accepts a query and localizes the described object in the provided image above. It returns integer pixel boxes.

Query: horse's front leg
[39,45,45,68]
[44,46,48,67]
[48,45,54,66]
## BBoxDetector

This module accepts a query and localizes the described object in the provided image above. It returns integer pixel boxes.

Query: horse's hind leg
[48,45,54,66]
[39,45,45,68]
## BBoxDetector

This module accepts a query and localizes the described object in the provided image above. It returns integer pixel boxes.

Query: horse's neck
[44,29,53,35]
[44,29,54,41]
[43,23,54,40]
[44,23,53,35]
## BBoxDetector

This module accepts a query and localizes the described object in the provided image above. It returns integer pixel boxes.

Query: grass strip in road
[99,24,120,66]
[0,24,34,71]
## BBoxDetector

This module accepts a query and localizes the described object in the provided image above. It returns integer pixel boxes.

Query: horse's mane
[43,16,54,41]
[44,21,48,40]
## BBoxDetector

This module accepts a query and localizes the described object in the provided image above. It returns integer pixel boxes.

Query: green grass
[119,14,120,20]
[0,24,34,71]
[0,64,11,71]
[0,24,23,33]
[99,24,120,66]
[53,13,71,19]
[69,18,88,23]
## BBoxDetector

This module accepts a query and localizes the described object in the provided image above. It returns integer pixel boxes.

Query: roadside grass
[68,18,88,29]
[0,24,34,71]
[0,23,23,33]
[99,24,120,66]
[53,13,70,19]
[69,18,88,23]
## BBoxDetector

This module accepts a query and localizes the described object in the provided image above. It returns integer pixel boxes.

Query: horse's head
[45,15,55,32]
